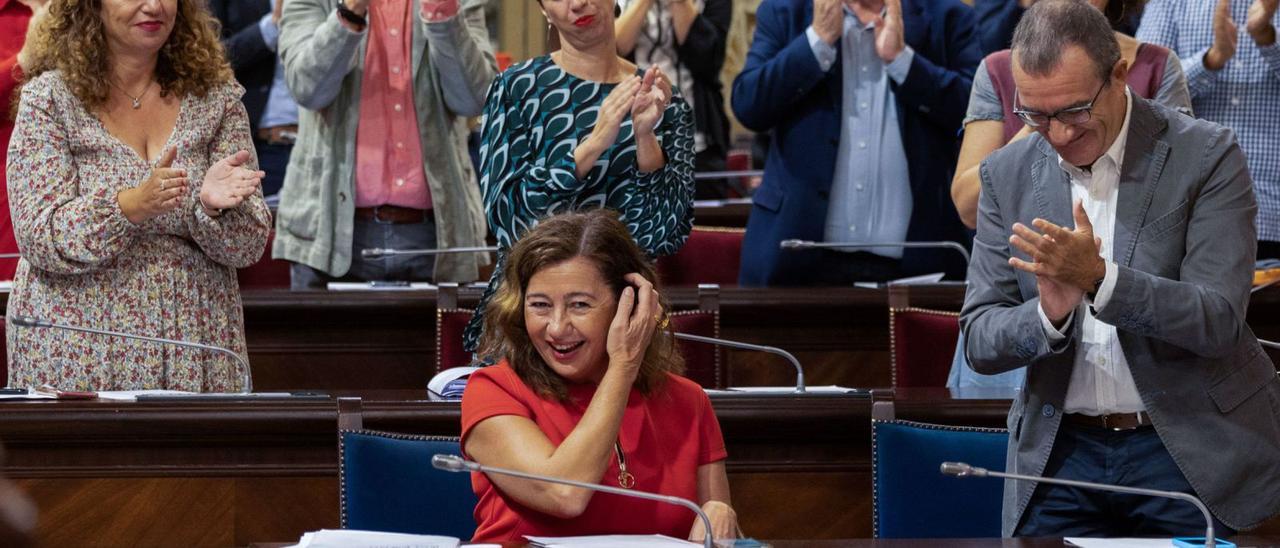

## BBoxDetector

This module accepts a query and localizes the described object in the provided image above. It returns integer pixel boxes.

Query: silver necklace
[112,80,153,109]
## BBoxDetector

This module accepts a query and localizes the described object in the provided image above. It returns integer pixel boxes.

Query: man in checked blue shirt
[1138,0,1280,259]
[732,0,979,285]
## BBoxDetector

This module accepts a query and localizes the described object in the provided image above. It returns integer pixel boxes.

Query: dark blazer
[731,0,979,285]
[974,0,1023,56]
[676,0,732,163]
[208,0,274,133]
[961,96,1280,534]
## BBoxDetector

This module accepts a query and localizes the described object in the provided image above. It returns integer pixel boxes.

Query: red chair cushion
[237,230,291,289]
[671,310,722,389]
[437,309,477,373]
[657,229,743,287]
[892,310,960,388]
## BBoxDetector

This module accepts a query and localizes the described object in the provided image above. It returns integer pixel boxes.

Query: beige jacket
[274,0,494,280]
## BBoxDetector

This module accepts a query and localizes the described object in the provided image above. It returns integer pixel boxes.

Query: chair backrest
[237,229,292,289]
[889,286,961,387]
[435,284,726,389]
[656,226,744,287]
[338,399,478,539]
[872,411,1008,538]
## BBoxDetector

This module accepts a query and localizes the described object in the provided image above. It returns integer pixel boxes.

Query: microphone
[941,461,1228,547]
[361,246,498,259]
[431,454,715,548]
[779,239,972,263]
[1259,338,1280,350]
[9,315,253,393]
[672,332,806,393]
[0,253,21,259]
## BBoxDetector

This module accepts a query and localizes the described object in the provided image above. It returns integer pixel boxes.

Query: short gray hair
[1011,0,1120,85]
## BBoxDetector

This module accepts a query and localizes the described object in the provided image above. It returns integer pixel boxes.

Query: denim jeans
[290,216,437,289]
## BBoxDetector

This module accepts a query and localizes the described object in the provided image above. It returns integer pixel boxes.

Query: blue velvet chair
[338,399,478,539]
[872,405,1009,538]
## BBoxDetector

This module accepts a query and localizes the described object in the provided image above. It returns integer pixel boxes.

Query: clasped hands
[341,0,458,23]
[1008,200,1107,325]
[589,66,672,150]
[119,147,264,225]
[811,0,904,62]
[1206,0,1278,70]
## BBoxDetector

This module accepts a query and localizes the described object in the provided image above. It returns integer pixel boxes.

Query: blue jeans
[290,216,437,289]
[1015,422,1235,538]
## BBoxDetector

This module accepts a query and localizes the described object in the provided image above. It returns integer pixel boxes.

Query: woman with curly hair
[6,0,271,391]
[461,210,736,543]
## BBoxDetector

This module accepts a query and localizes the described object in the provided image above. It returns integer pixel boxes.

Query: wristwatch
[336,2,367,28]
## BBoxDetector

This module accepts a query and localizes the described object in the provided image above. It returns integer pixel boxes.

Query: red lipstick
[574,15,594,27]
[137,21,163,32]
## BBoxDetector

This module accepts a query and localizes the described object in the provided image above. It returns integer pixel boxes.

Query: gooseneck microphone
[673,332,806,393]
[432,454,715,548]
[360,246,499,259]
[780,239,972,263]
[941,462,1226,547]
[9,315,253,393]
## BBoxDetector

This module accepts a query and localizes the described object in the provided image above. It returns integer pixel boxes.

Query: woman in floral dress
[6,0,271,391]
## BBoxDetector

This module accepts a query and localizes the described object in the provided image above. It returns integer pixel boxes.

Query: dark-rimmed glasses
[1013,80,1107,128]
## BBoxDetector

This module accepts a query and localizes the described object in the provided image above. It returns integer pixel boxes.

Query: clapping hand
[1007,200,1106,324]
[586,75,641,153]
[119,147,189,225]
[811,0,842,45]
[1248,0,1278,46]
[1206,0,1239,70]
[419,0,458,22]
[631,66,671,138]
[198,150,263,217]
[872,0,906,63]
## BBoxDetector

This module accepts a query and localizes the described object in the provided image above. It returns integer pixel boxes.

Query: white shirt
[1038,88,1145,415]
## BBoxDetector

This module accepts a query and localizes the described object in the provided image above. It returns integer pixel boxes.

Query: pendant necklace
[112,79,153,110]
[614,440,635,489]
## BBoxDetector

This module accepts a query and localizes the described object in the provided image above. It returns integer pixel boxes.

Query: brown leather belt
[354,205,431,224]
[256,124,298,145]
[1063,412,1153,431]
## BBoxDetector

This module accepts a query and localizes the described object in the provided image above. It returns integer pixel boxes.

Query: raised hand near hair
[631,66,671,138]
[1247,0,1279,46]
[575,76,641,179]
[1206,0,1239,70]
[199,150,263,217]
[811,0,843,45]
[872,0,906,63]
[119,147,189,225]
[604,273,662,382]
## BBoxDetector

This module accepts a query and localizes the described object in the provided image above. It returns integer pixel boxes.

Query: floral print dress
[462,55,697,352]
[5,71,271,392]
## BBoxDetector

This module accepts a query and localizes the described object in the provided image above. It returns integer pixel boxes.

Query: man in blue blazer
[732,0,979,286]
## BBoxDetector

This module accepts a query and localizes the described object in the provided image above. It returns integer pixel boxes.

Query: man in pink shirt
[275,0,495,288]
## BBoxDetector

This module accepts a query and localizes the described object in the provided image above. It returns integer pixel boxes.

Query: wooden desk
[1,389,906,547]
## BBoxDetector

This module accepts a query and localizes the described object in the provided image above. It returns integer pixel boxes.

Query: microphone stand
[941,461,1227,547]
[361,246,498,259]
[779,239,972,264]
[432,454,715,548]
[9,315,253,394]
[673,332,806,393]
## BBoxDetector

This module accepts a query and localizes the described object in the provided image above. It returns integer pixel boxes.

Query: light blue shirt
[258,0,299,129]
[807,7,913,259]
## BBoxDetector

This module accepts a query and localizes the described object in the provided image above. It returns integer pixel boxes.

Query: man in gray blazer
[961,0,1280,538]
[274,0,495,287]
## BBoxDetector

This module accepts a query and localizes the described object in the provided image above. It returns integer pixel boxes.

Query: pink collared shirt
[353,0,431,209]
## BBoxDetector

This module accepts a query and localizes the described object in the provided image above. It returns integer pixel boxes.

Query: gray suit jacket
[961,96,1280,535]
[273,0,494,281]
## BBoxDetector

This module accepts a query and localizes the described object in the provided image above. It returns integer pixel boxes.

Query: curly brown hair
[478,209,685,402]
[21,0,233,109]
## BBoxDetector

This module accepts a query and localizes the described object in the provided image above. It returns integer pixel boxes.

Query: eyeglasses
[1013,80,1107,128]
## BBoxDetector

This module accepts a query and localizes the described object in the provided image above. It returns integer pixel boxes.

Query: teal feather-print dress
[463,55,696,352]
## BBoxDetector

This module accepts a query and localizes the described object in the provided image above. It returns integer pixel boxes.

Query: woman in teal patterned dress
[462,0,696,352]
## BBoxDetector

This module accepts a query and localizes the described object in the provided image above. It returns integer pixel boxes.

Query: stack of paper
[287,529,458,548]
[526,535,700,548]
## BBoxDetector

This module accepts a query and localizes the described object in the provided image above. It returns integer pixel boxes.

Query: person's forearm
[635,133,665,173]
[615,0,652,56]
[951,165,981,229]
[669,0,697,45]
[574,136,608,179]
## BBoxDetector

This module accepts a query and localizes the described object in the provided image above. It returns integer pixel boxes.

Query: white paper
[1064,538,1177,548]
[0,388,55,400]
[327,282,437,291]
[287,529,459,548]
[704,385,860,395]
[428,366,480,400]
[525,534,699,548]
[96,390,196,401]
